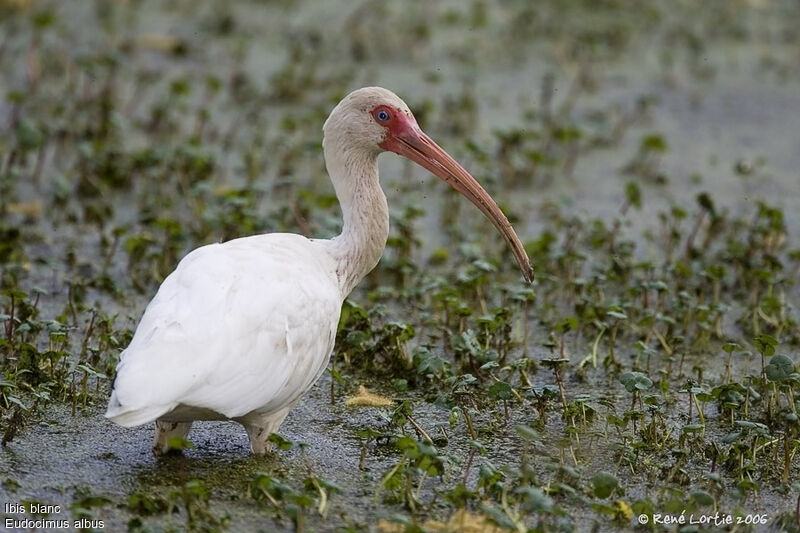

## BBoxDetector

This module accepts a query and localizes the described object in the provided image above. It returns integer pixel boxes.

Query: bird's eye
[376,109,390,122]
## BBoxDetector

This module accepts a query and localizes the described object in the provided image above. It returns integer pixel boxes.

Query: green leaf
[752,334,778,357]
[765,354,795,382]
[267,433,294,451]
[250,473,293,502]
[7,396,28,411]
[640,133,667,152]
[166,436,194,451]
[515,425,539,442]
[591,471,619,499]
[451,330,481,357]
[487,381,513,401]
[722,342,741,353]
[15,119,44,150]
[696,192,715,215]
[606,310,628,321]
[517,486,553,513]
[619,371,653,393]
[625,181,642,210]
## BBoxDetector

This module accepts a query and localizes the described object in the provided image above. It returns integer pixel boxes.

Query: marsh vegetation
[1,0,799,531]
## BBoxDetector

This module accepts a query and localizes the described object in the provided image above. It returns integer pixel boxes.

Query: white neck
[323,141,390,296]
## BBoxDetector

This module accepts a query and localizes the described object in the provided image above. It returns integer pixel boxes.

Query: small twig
[405,414,433,445]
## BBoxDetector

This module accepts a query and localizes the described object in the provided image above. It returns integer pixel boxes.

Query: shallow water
[1,0,799,531]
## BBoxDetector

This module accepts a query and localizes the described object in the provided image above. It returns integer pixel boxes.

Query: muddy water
[1,0,799,531]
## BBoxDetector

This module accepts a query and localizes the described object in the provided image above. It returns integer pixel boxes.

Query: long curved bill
[382,125,534,283]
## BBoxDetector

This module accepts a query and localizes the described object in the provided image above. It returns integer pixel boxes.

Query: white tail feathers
[105,392,170,427]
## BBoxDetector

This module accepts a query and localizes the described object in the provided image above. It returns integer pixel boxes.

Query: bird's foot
[152,420,193,456]
[244,425,275,455]
[242,413,290,455]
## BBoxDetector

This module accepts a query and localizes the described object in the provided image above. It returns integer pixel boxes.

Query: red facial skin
[373,105,417,150]
[370,105,534,283]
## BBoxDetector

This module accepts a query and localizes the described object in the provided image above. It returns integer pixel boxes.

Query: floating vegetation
[1,0,799,531]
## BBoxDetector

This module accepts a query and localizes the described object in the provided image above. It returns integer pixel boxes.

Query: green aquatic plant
[1,1,799,531]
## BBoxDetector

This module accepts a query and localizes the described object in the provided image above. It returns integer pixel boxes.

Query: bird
[105,87,533,455]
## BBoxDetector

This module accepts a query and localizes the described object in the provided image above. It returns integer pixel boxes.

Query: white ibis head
[324,87,534,282]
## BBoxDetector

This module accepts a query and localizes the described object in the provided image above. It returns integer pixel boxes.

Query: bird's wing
[106,234,342,426]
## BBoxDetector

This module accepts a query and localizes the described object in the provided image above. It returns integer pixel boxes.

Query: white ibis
[106,87,533,455]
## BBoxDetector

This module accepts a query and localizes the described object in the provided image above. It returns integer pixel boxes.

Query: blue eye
[376,110,390,122]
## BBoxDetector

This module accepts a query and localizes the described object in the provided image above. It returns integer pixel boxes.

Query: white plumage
[106,87,532,455]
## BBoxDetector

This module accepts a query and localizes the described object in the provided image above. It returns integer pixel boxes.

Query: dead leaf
[345,385,393,408]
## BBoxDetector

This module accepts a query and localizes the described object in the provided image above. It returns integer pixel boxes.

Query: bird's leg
[240,407,292,455]
[152,420,193,456]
